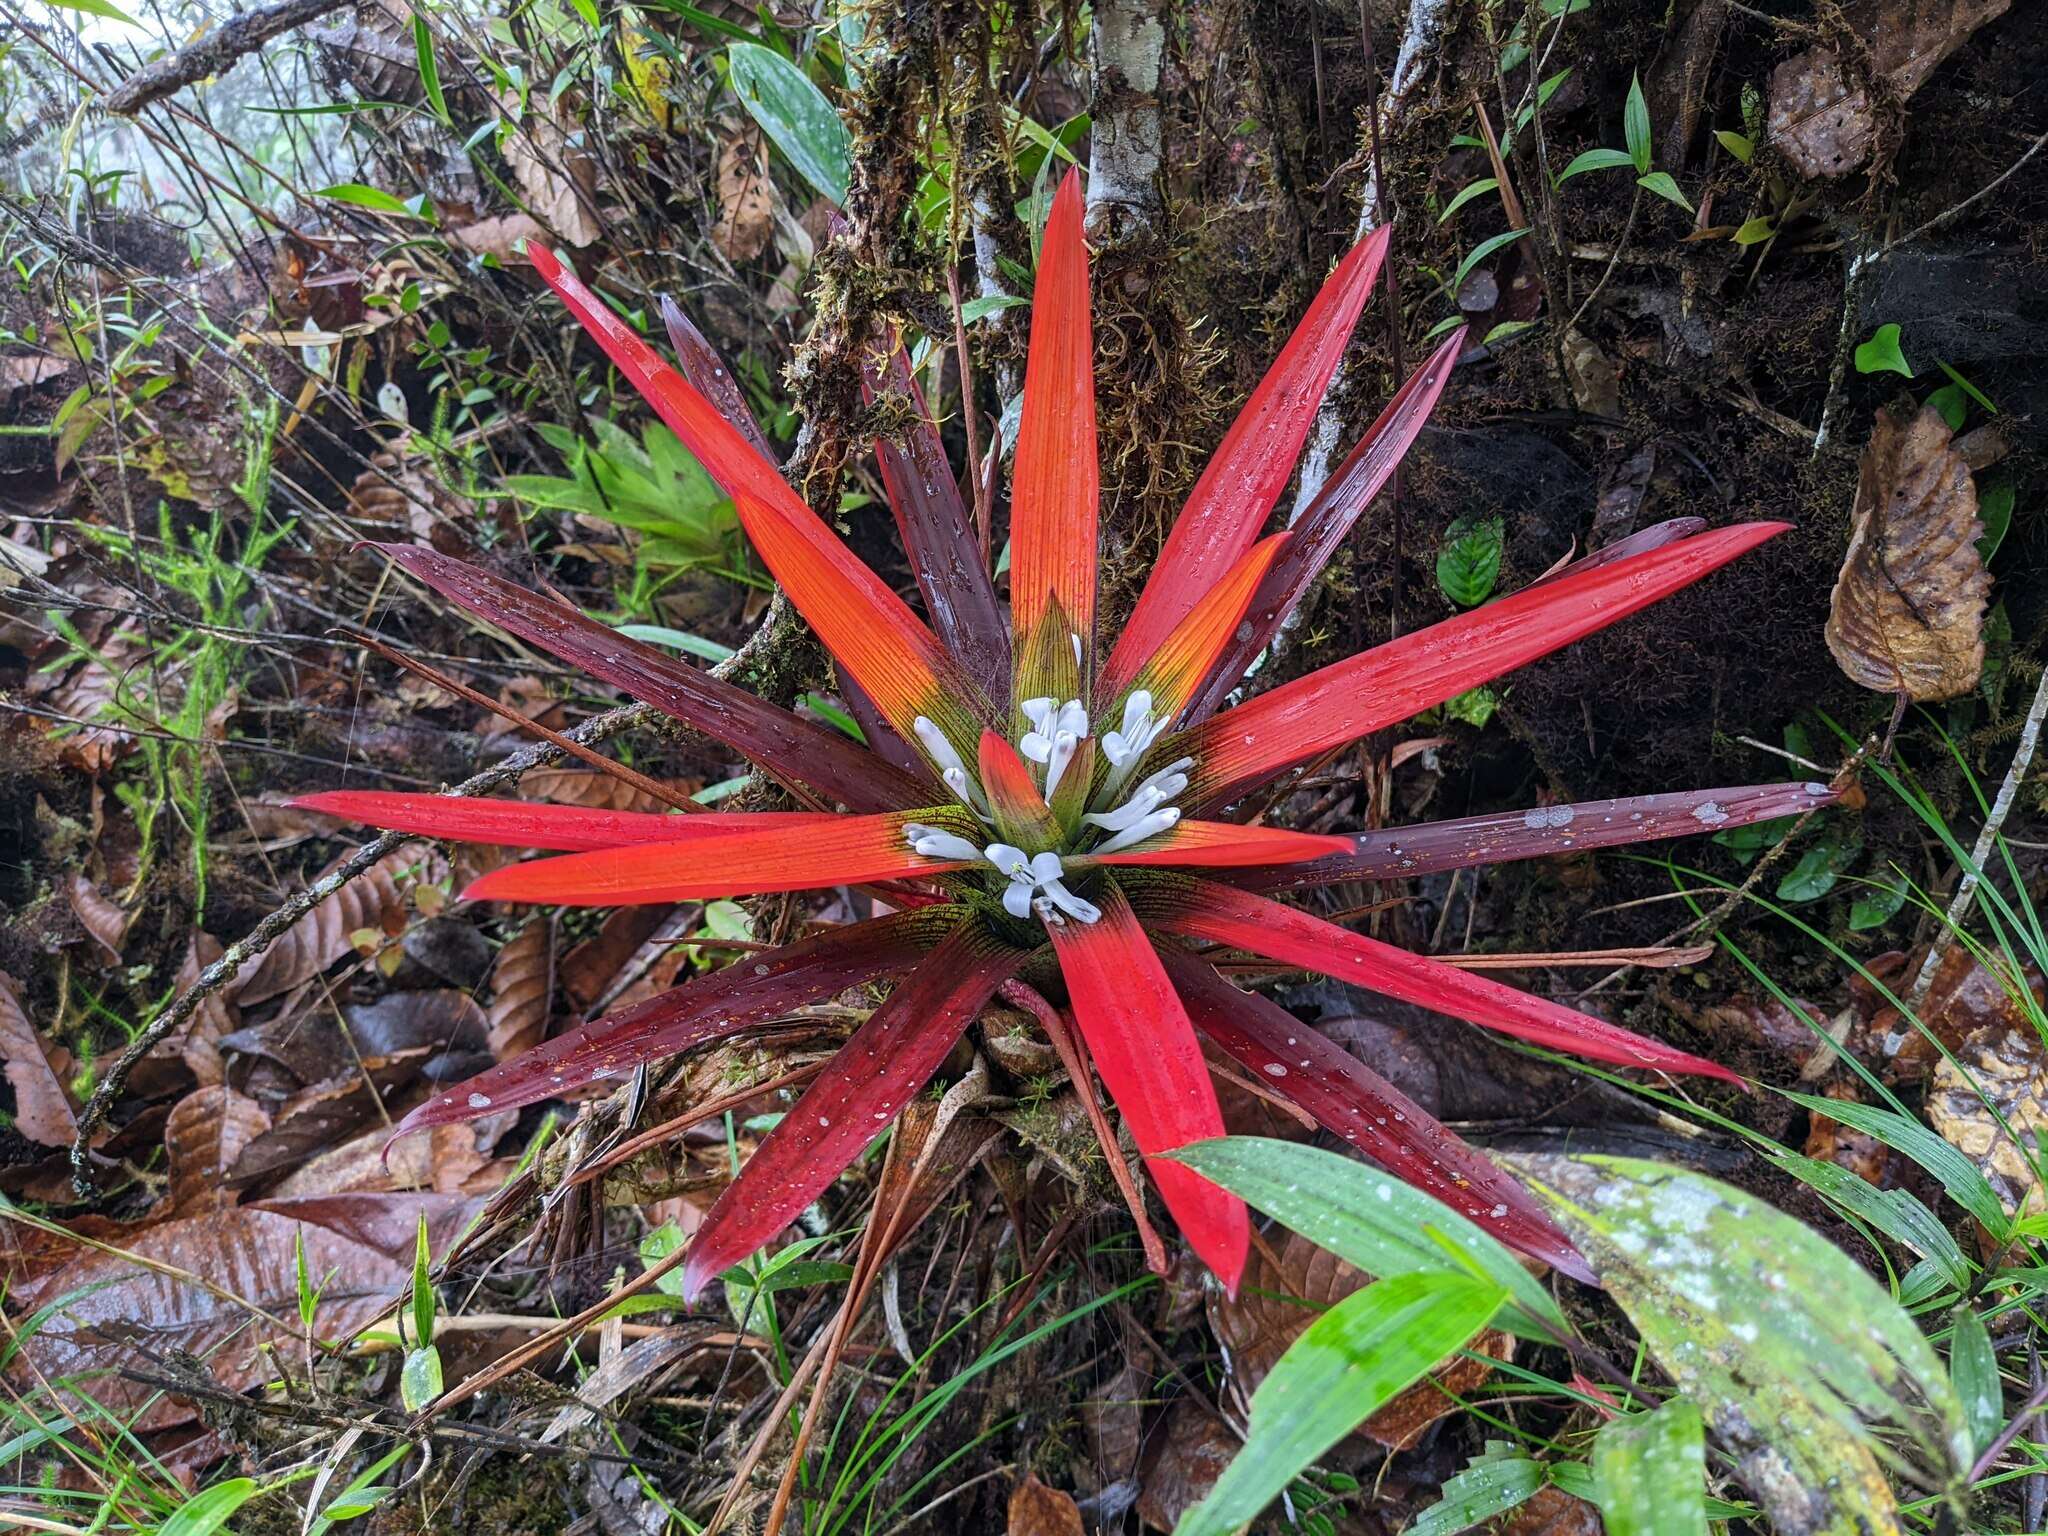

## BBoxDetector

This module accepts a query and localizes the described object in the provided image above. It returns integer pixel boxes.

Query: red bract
[303,168,1831,1298]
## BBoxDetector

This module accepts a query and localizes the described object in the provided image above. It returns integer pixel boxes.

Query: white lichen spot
[1691,800,1730,826]
[1263,1063,1288,1077]
[1523,804,1575,830]
[467,1092,493,1109]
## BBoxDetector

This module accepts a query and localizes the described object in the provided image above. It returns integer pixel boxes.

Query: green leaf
[409,1213,435,1348]
[414,14,450,125]
[1927,383,1967,430]
[1976,479,2013,564]
[400,1344,443,1412]
[1948,1307,2002,1459]
[42,0,136,22]
[640,1220,689,1295]
[1854,323,1914,378]
[1439,178,1501,223]
[1767,1150,1971,1288]
[1934,358,1997,415]
[1625,73,1653,173]
[1436,514,1505,608]
[1163,1138,1570,1340]
[959,294,1027,322]
[1592,1399,1705,1536]
[159,1478,262,1536]
[316,184,431,220]
[726,42,850,204]
[1513,1154,1971,1536]
[1443,686,1500,729]
[1774,834,1858,902]
[1712,814,1794,865]
[1731,215,1775,246]
[1557,147,1636,184]
[1450,229,1529,302]
[1407,1444,1547,1536]
[1173,1273,1506,1536]
[1849,879,1909,931]
[1636,172,1693,213]
[1714,129,1754,164]
[1780,1091,2007,1236]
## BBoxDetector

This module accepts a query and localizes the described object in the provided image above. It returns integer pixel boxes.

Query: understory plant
[299,169,1828,1296]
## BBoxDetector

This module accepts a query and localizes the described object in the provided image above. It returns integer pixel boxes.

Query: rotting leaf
[1510,1154,1968,1536]
[1927,1020,2048,1218]
[1768,0,2012,178]
[0,969,77,1148]
[1825,404,1990,703]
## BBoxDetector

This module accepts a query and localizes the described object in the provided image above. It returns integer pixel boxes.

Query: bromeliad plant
[301,170,1829,1298]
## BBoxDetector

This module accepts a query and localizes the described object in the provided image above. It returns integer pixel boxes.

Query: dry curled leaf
[1826,403,1989,702]
[489,916,556,1061]
[158,931,237,1087]
[0,970,75,1147]
[713,123,776,262]
[1769,0,2012,177]
[65,873,130,962]
[502,94,603,248]
[520,767,691,813]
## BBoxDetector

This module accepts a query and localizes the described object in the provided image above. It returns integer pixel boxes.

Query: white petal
[1092,807,1181,855]
[1081,785,1163,832]
[1003,883,1035,918]
[908,827,982,862]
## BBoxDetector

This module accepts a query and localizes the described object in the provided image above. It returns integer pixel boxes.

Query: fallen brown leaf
[488,916,556,1061]
[1769,0,2011,177]
[64,873,129,962]
[161,1086,272,1214]
[5,1193,477,1429]
[228,848,416,1006]
[1826,403,1990,703]
[713,123,776,262]
[1137,1398,1238,1532]
[1009,1474,1086,1536]
[0,969,77,1147]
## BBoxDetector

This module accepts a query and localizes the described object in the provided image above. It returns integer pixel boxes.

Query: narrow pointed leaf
[460,809,978,906]
[1145,880,1742,1083]
[680,922,1021,1297]
[395,909,958,1136]
[659,295,777,464]
[865,334,1009,691]
[1084,819,1351,869]
[1047,881,1247,1291]
[292,791,839,851]
[1164,958,1589,1288]
[527,244,986,751]
[1105,534,1290,718]
[978,730,1058,849]
[1230,781,1838,892]
[1183,329,1463,723]
[1526,517,1707,589]
[1173,1272,1506,1536]
[1114,226,1391,684]
[1009,169,1099,649]
[835,675,927,779]
[1172,522,1789,806]
[373,543,926,812]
